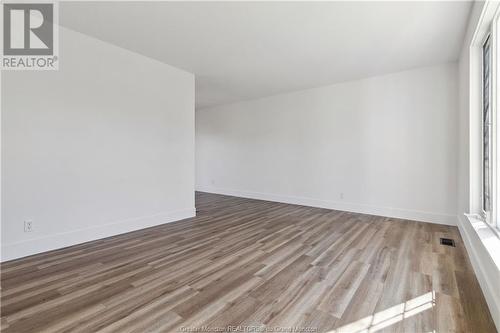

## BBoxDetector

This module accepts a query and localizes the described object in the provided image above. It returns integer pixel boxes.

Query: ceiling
[60,1,472,109]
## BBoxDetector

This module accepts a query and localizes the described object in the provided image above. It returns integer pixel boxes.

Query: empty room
[1,1,500,332]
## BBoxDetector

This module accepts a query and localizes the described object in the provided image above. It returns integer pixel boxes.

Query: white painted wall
[456,1,500,330]
[457,2,486,221]
[196,63,458,225]
[1,26,195,261]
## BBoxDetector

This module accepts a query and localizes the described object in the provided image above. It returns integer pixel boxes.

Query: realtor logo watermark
[1,1,59,70]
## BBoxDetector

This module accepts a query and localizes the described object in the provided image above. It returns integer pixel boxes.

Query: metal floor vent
[440,238,455,247]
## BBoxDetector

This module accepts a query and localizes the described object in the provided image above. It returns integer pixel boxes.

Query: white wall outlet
[340,193,344,200]
[24,220,33,232]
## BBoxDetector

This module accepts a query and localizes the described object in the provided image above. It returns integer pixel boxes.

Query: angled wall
[1,26,195,261]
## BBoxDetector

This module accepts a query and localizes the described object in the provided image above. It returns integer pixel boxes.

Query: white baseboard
[457,215,500,332]
[196,186,457,226]
[1,208,196,262]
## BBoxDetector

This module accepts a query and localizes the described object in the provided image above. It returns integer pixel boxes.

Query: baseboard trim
[457,214,500,331]
[196,186,457,226]
[1,208,196,262]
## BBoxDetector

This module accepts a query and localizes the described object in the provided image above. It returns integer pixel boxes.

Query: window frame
[493,11,500,233]
[475,4,500,236]
[480,33,496,224]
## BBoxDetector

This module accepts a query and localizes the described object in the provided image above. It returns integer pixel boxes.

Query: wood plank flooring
[1,192,496,332]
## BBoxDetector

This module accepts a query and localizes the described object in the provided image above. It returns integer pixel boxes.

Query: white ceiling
[60,1,472,109]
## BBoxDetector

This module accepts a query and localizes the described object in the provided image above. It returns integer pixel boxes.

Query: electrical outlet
[340,193,344,200]
[24,220,33,232]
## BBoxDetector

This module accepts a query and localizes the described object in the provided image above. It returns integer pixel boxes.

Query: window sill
[464,213,500,270]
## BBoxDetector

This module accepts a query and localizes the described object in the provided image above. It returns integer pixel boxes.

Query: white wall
[196,63,458,225]
[1,26,195,261]
[457,2,485,220]
[457,2,500,330]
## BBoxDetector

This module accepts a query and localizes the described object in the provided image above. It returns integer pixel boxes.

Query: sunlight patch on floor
[329,291,435,333]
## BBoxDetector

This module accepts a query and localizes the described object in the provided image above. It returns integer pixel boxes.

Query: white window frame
[470,2,500,237]
[495,6,500,233]
[481,33,493,223]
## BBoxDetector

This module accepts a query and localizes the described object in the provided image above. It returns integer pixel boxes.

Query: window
[482,35,492,219]
[468,0,500,267]
[476,5,500,233]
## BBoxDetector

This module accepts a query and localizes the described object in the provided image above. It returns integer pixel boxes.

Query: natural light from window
[327,291,436,333]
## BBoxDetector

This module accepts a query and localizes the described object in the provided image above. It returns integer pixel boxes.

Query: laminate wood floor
[1,192,496,333]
